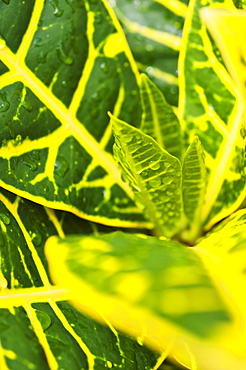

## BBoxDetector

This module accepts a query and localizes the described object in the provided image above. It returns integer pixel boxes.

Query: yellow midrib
[0,46,133,199]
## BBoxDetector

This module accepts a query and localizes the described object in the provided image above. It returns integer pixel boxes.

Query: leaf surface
[111,114,182,237]
[140,74,182,160]
[0,0,149,228]
[0,190,161,370]
[178,0,246,231]
[111,0,188,105]
[45,231,234,366]
[182,136,207,241]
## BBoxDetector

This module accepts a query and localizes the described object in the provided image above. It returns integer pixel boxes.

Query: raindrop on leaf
[0,92,10,112]
[54,155,69,177]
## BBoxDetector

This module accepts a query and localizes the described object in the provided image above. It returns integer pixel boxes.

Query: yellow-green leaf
[182,136,207,241]
[140,74,182,160]
[111,114,182,237]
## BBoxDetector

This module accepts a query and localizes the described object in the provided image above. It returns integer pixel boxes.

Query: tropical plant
[0,0,245,369]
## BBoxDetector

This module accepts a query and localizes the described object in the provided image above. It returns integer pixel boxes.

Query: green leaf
[0,189,161,369]
[0,0,150,229]
[178,0,246,232]
[111,114,182,237]
[140,74,182,160]
[45,231,234,366]
[111,0,188,105]
[182,136,207,241]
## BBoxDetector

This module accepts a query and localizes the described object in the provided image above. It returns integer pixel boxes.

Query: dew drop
[0,92,10,113]
[0,214,10,225]
[149,178,162,188]
[22,100,32,112]
[35,310,52,331]
[54,155,69,177]
[61,80,67,87]
[149,161,160,170]
[32,232,42,247]
[124,135,132,143]
[162,176,173,185]
[100,61,108,73]
[57,41,74,65]
[22,153,38,171]
[50,0,64,17]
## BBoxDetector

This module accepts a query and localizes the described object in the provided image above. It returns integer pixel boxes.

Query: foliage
[0,0,245,369]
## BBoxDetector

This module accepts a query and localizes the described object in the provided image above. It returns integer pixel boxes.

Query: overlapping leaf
[45,231,239,369]
[111,114,182,237]
[0,189,161,369]
[0,0,151,228]
[110,0,188,106]
[140,74,182,160]
[178,0,246,231]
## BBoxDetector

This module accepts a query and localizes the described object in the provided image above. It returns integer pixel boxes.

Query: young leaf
[111,114,182,237]
[140,74,182,160]
[178,0,245,231]
[182,136,207,241]
[45,231,237,369]
[0,0,148,229]
[0,189,161,370]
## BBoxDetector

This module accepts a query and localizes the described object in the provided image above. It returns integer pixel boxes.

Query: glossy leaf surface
[0,189,161,370]
[111,114,182,237]
[140,74,182,160]
[0,0,149,228]
[178,0,246,230]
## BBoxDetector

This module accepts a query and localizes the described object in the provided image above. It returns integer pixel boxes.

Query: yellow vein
[16,0,45,62]
[154,0,188,18]
[137,62,178,85]
[45,208,65,238]
[49,301,96,370]
[24,303,58,370]
[0,194,51,288]
[0,287,70,307]
[0,46,133,198]
[116,9,181,51]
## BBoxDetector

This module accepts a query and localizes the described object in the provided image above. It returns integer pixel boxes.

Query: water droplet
[95,12,102,24]
[0,92,10,112]
[33,37,43,47]
[0,214,10,225]
[149,161,160,170]
[22,99,32,112]
[100,61,108,73]
[162,176,173,185]
[22,153,38,171]
[123,135,132,143]
[35,310,52,331]
[54,155,69,177]
[32,232,42,247]
[149,178,161,188]
[61,80,67,87]
[57,41,73,65]
[50,0,64,17]
[91,92,100,101]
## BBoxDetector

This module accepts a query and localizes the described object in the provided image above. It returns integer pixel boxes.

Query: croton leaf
[0,189,162,369]
[182,136,207,241]
[140,74,182,160]
[110,0,188,106]
[0,0,151,228]
[178,0,246,231]
[45,231,241,370]
[111,114,182,237]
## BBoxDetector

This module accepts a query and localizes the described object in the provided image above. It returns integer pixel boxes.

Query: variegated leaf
[111,114,182,237]
[140,74,182,160]
[0,189,162,370]
[178,0,246,231]
[0,0,150,229]
[109,0,188,106]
